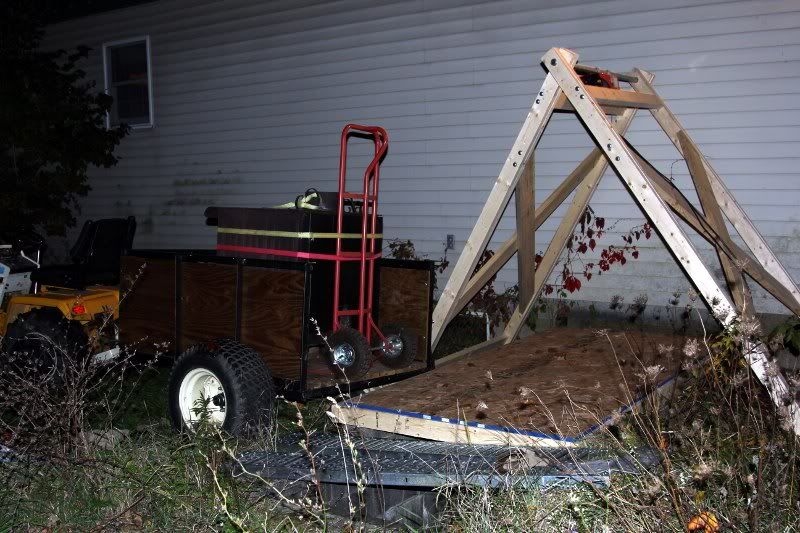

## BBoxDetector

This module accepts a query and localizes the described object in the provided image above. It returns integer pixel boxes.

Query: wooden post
[630,69,800,311]
[448,104,645,332]
[545,47,800,436]
[515,154,535,308]
[431,54,577,349]
[678,131,751,312]
[503,165,601,342]
[629,148,800,315]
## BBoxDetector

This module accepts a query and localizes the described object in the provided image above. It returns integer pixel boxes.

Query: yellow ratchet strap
[217,227,382,240]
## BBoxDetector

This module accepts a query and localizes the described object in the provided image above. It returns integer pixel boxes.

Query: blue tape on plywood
[576,374,677,439]
[343,372,678,444]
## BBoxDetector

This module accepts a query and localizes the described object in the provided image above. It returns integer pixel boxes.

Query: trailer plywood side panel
[378,266,431,360]
[119,256,176,351]
[241,267,304,379]
[180,262,237,348]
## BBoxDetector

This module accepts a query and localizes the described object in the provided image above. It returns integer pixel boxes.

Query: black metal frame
[124,250,434,401]
[291,256,435,401]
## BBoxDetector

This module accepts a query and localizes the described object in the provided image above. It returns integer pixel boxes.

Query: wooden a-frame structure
[431,47,800,436]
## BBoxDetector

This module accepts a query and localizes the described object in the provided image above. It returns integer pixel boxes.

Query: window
[103,36,153,128]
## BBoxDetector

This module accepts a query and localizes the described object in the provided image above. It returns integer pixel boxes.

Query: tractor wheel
[168,339,275,436]
[1,307,88,380]
[327,327,371,380]
[376,324,418,369]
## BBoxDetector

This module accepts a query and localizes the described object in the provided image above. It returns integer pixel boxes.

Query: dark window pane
[110,42,148,83]
[111,83,149,124]
[106,39,151,126]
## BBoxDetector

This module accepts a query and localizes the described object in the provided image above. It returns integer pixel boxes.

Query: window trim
[102,35,154,129]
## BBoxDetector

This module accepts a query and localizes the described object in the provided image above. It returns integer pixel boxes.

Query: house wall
[44,0,800,315]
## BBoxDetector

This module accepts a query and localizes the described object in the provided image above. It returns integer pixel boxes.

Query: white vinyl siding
[44,0,800,314]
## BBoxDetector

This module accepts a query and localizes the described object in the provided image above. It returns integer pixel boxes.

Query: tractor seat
[33,216,136,289]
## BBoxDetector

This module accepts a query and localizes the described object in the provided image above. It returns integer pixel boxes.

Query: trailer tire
[1,307,88,381]
[376,324,418,369]
[327,327,371,379]
[168,339,275,436]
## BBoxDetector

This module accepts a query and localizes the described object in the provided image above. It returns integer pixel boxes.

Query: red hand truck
[325,124,418,379]
[331,124,388,342]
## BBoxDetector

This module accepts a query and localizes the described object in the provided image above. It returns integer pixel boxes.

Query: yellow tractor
[0,218,134,368]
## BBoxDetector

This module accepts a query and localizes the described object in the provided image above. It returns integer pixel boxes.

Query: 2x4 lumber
[545,47,800,435]
[629,148,800,316]
[515,155,536,308]
[548,46,732,318]
[329,402,570,447]
[452,105,642,318]
[434,334,508,368]
[630,69,800,312]
[430,54,577,350]
[502,153,604,342]
[678,130,751,312]
[554,86,661,113]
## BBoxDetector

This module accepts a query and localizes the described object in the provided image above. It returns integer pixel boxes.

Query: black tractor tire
[327,327,371,380]
[1,307,88,380]
[168,338,276,436]
[376,324,418,369]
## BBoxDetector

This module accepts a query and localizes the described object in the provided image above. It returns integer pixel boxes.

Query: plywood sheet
[378,266,430,359]
[241,266,305,379]
[181,262,237,348]
[342,328,688,440]
[119,256,175,352]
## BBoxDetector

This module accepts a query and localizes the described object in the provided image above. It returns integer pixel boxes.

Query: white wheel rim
[178,368,227,427]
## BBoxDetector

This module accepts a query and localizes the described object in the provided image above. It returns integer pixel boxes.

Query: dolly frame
[429,47,800,435]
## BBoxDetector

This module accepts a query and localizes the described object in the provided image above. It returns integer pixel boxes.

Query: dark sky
[43,0,156,24]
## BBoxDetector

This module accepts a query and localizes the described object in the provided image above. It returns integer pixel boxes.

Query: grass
[1,371,332,530]
[112,365,169,430]
[3,311,800,531]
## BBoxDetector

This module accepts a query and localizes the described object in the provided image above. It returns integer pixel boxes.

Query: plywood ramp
[332,328,687,446]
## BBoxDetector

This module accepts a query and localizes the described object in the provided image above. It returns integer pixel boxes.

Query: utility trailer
[119,252,433,399]
[118,125,434,434]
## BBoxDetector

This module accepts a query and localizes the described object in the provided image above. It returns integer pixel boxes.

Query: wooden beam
[515,155,536,308]
[503,162,602,342]
[678,130,751,312]
[546,48,730,320]
[556,101,627,116]
[544,47,800,435]
[630,68,800,312]
[452,105,642,318]
[555,86,661,112]
[330,402,574,447]
[434,335,507,368]
[629,148,800,315]
[431,54,577,350]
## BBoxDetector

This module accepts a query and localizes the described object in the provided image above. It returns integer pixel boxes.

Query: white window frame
[102,35,154,129]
